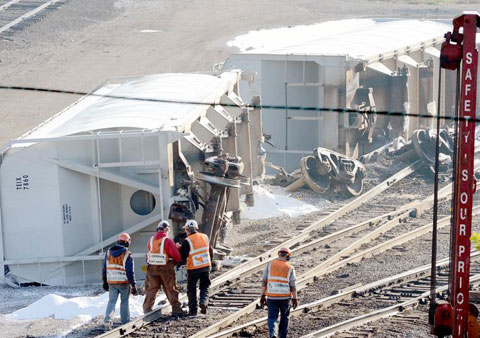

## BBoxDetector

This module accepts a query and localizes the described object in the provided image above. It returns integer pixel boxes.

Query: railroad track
[135,167,451,337]
[182,174,473,338]
[207,252,480,338]
[0,0,65,39]
[95,158,479,338]
[301,263,480,338]
[92,161,422,338]
[198,206,480,338]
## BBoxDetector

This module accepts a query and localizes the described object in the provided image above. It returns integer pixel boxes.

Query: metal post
[239,108,254,206]
[449,13,479,338]
[95,134,104,254]
[158,169,164,220]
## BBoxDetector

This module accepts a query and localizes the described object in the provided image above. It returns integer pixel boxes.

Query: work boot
[104,321,113,332]
[200,303,208,315]
[188,306,197,317]
[171,310,187,318]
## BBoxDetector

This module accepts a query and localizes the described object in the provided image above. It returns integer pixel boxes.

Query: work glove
[131,285,138,296]
[292,298,298,309]
[260,295,267,308]
[103,282,109,292]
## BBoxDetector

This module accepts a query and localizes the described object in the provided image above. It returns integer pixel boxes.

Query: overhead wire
[0,84,479,124]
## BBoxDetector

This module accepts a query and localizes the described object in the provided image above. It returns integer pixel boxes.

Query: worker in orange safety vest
[102,232,137,331]
[176,219,213,316]
[260,247,298,338]
[143,220,184,316]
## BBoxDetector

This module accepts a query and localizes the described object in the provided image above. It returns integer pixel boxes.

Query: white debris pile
[6,292,149,321]
[227,19,449,57]
[227,19,375,52]
[241,185,318,220]
[222,256,249,267]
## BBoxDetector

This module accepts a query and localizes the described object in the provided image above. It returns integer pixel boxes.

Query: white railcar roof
[22,72,239,139]
[228,19,450,60]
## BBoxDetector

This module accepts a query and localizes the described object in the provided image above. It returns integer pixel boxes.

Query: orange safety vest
[185,232,211,270]
[147,236,170,265]
[266,259,293,298]
[106,250,130,284]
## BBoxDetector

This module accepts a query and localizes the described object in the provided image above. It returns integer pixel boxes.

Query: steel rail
[302,299,419,338]
[207,252,480,338]
[302,274,480,338]
[292,167,472,266]
[0,0,63,34]
[198,156,480,337]
[205,207,480,338]
[189,213,412,338]
[191,208,461,337]
[96,161,421,338]
[297,162,480,283]
[0,0,21,13]
[300,206,480,286]
[189,170,433,337]
[297,209,412,281]
[288,207,410,257]
[207,161,421,293]
[210,207,412,293]
[192,187,469,338]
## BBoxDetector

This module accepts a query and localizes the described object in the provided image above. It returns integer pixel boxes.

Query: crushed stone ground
[0,0,477,337]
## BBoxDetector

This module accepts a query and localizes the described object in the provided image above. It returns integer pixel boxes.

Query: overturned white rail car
[0,71,264,285]
[223,19,470,171]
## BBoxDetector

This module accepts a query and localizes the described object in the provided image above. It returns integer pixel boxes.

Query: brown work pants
[143,261,183,314]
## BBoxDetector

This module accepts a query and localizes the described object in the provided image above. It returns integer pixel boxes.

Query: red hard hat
[278,247,291,255]
[118,233,131,243]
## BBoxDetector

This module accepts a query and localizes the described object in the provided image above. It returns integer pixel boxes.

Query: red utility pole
[440,12,479,337]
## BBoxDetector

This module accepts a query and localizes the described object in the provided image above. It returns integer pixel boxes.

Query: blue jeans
[267,298,291,338]
[104,284,131,324]
[187,271,211,314]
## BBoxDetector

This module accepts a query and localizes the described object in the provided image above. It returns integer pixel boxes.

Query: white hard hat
[184,219,199,231]
[156,220,170,232]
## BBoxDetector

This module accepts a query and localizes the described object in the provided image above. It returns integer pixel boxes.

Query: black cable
[0,84,479,124]
[448,66,462,303]
[429,65,443,325]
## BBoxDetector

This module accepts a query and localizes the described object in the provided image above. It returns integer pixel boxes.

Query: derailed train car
[222,19,471,172]
[0,71,265,285]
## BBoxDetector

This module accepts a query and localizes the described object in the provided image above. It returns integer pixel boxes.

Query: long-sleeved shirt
[179,232,214,274]
[147,231,182,263]
[102,244,136,286]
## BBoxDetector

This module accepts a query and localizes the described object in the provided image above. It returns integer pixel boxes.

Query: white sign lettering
[466,52,473,64]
